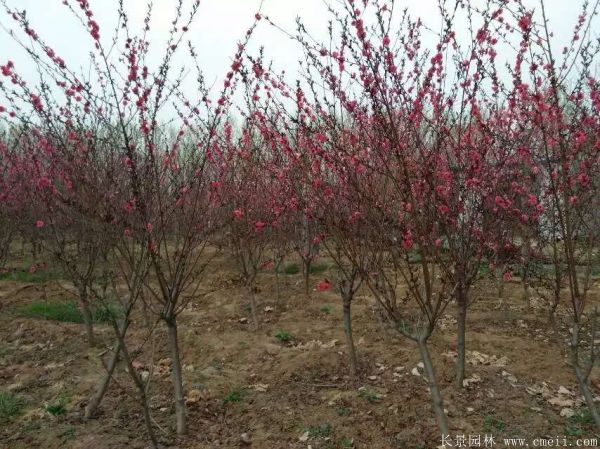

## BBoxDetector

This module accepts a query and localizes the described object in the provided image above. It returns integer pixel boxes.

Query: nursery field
[2,0,600,447]
[1,251,599,449]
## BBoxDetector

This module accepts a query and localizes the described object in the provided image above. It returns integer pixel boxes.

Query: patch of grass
[61,425,76,440]
[15,299,119,324]
[274,330,294,343]
[22,421,42,433]
[93,304,121,323]
[320,304,332,314]
[211,358,225,373]
[407,252,422,263]
[281,263,300,275]
[336,406,351,417]
[43,396,67,416]
[483,415,505,432]
[308,423,332,438]
[565,424,584,438]
[565,408,594,437]
[0,391,24,424]
[569,408,595,426]
[223,387,244,405]
[339,437,354,448]
[309,263,329,274]
[358,387,381,404]
[0,269,60,283]
[477,263,490,277]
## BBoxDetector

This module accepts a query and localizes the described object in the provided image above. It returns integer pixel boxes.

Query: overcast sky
[0,0,593,116]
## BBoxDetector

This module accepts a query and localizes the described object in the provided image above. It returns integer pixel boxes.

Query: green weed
[274,330,294,343]
[0,391,24,423]
[16,299,119,324]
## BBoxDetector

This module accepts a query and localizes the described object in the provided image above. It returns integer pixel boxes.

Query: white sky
[0,0,593,115]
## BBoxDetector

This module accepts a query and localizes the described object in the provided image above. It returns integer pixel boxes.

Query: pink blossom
[123,200,134,214]
[317,279,332,291]
[30,94,43,112]
[578,173,590,186]
[349,211,362,223]
[476,28,487,43]
[37,177,51,189]
[261,260,274,270]
[494,195,508,209]
[36,220,45,228]
[437,204,450,215]
[402,230,413,249]
[518,14,532,32]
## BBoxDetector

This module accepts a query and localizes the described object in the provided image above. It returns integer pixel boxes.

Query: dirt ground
[1,252,600,449]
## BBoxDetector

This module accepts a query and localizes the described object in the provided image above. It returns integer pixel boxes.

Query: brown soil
[1,255,599,449]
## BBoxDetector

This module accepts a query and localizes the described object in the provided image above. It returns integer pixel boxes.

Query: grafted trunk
[522,238,532,308]
[418,337,450,435]
[496,267,505,299]
[78,285,95,347]
[303,259,311,298]
[275,266,281,303]
[549,281,561,325]
[248,280,259,329]
[342,294,357,379]
[522,275,531,307]
[549,300,559,325]
[166,318,187,435]
[456,290,467,388]
[570,322,600,429]
[113,319,158,449]
[84,337,122,419]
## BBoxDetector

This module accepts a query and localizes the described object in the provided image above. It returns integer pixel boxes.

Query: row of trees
[1,0,600,444]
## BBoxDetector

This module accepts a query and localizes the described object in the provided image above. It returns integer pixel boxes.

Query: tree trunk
[275,267,281,304]
[84,337,122,419]
[78,285,95,347]
[496,268,504,299]
[522,238,532,308]
[342,295,358,379]
[303,259,311,298]
[549,284,561,326]
[248,281,259,330]
[549,301,558,326]
[456,291,467,388]
[114,320,158,449]
[570,323,600,429]
[522,275,531,308]
[418,337,450,436]
[166,318,187,435]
